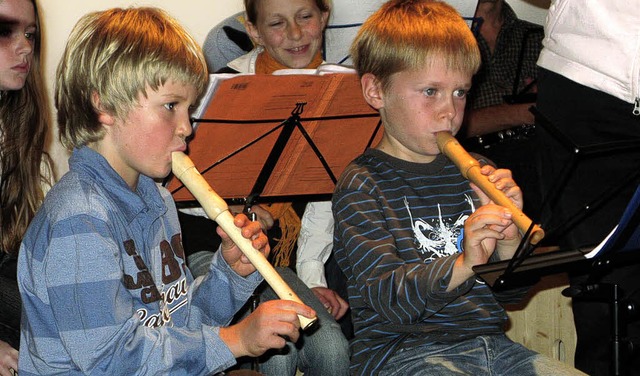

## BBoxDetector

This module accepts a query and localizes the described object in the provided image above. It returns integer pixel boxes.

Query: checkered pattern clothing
[468,3,543,110]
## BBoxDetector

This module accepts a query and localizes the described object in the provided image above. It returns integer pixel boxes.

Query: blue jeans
[188,252,350,376]
[257,267,349,376]
[378,335,586,376]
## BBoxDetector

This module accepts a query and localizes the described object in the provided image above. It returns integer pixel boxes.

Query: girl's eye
[0,25,37,40]
[0,27,13,38]
[164,103,176,111]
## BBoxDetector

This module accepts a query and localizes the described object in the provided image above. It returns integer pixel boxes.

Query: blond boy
[332,1,584,375]
[18,7,313,375]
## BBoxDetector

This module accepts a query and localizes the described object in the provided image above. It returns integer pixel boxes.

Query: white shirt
[296,201,334,288]
[537,0,640,109]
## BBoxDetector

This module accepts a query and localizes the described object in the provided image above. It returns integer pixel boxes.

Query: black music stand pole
[244,102,341,208]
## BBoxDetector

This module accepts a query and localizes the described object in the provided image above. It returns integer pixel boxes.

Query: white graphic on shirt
[405,195,475,262]
[137,277,189,328]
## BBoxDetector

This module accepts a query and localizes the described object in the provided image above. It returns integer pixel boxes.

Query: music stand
[475,106,640,281]
[164,73,381,373]
[165,72,382,208]
[474,107,640,375]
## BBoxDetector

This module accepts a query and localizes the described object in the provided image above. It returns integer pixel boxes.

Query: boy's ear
[245,21,262,46]
[360,73,384,110]
[91,91,115,126]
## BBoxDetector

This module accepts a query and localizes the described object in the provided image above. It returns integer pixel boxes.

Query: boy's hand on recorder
[217,213,270,277]
[229,204,274,231]
[461,204,514,267]
[470,165,523,210]
[449,203,514,290]
[469,165,523,259]
[219,300,316,357]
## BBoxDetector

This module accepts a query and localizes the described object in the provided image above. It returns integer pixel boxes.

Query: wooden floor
[505,273,577,366]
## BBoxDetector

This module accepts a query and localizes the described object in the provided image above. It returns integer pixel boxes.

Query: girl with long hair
[0,0,51,372]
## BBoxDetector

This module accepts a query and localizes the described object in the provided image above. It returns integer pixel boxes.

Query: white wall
[509,0,550,25]
[39,0,244,176]
[39,0,243,90]
[38,0,549,177]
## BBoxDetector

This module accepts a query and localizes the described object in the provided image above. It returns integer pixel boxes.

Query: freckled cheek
[265,33,286,48]
[307,26,324,40]
[137,130,171,152]
[454,103,465,116]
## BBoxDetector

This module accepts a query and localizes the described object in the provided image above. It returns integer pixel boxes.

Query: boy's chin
[152,165,173,180]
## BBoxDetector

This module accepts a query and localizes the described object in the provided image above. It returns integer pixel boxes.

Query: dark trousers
[536,68,640,376]
[325,252,353,339]
[0,276,21,349]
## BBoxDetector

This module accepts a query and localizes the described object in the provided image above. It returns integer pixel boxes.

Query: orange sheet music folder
[166,71,382,202]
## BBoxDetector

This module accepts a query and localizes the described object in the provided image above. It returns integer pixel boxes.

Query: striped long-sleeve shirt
[332,149,524,375]
[18,146,262,375]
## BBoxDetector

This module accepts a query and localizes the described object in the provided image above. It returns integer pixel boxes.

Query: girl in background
[184,1,350,375]
[0,0,52,373]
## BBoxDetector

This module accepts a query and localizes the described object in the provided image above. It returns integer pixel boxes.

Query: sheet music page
[192,73,248,127]
[584,226,618,259]
[272,64,356,76]
[584,185,640,258]
[198,73,374,120]
[169,72,381,201]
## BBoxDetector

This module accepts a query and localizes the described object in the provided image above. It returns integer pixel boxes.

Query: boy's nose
[178,116,193,139]
[438,98,456,120]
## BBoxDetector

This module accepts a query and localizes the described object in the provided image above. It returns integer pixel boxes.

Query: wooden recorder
[171,151,317,330]
[436,131,545,245]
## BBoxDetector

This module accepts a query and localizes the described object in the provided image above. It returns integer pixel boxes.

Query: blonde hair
[351,0,481,91]
[55,7,208,149]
